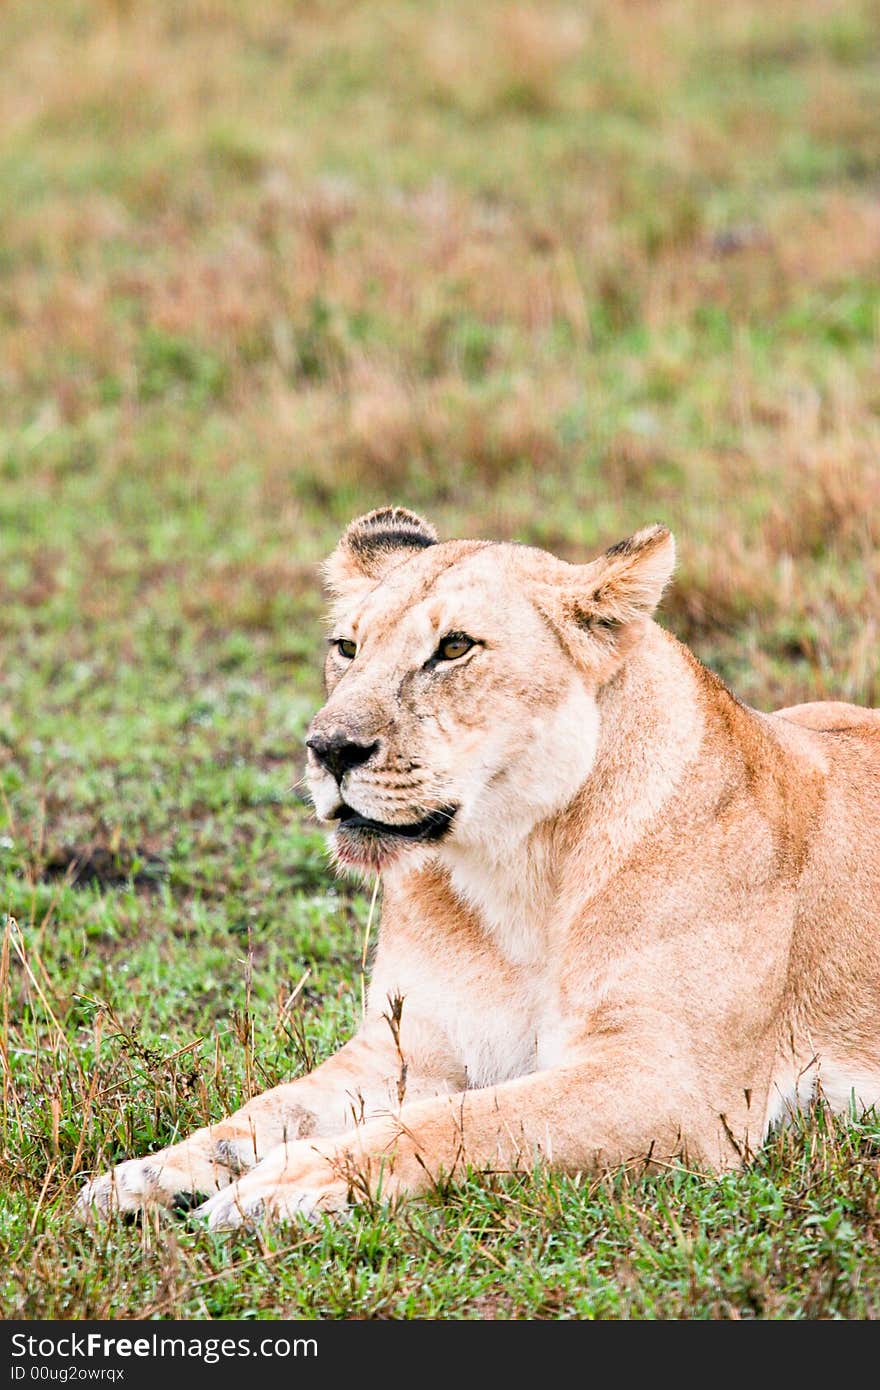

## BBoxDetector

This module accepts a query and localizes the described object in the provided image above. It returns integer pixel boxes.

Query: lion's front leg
[77,1019,460,1219]
[195,1040,748,1229]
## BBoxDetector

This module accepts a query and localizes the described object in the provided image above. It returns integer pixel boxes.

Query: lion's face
[306,508,675,873]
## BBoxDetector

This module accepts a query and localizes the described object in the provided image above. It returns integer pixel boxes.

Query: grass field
[1,0,879,1319]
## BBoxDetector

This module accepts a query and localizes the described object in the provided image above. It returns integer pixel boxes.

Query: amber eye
[437,632,475,662]
[334,638,357,660]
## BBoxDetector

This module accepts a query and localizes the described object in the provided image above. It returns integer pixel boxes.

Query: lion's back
[775,700,880,735]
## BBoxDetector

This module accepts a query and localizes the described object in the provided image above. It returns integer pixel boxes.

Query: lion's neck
[437,819,561,965]
[567,624,706,900]
[436,624,706,964]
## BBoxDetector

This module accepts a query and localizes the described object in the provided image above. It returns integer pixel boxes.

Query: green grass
[1,0,879,1319]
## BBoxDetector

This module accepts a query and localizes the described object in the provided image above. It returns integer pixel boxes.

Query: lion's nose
[306,733,378,783]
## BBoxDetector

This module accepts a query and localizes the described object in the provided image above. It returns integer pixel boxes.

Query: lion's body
[80,510,880,1226]
[368,624,880,1163]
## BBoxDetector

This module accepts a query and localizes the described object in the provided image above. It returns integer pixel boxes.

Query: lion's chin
[331,834,410,875]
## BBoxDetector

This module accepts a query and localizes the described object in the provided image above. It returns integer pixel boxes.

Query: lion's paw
[193,1143,349,1230]
[76,1137,258,1221]
[76,1157,184,1220]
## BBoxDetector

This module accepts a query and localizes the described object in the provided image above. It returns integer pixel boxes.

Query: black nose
[307,733,378,783]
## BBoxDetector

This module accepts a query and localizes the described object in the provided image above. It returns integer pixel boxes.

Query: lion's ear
[322,507,438,602]
[537,525,676,675]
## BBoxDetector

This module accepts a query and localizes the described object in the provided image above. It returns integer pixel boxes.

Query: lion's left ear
[536,524,676,675]
[322,507,438,602]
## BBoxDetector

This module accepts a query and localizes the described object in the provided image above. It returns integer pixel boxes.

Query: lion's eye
[437,632,475,662]
[334,638,357,660]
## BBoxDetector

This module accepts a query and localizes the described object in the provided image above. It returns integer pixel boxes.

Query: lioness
[80,507,880,1227]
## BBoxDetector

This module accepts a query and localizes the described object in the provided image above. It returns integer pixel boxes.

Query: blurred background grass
[0,0,879,1319]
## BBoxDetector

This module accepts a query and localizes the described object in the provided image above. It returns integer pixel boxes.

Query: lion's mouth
[330,803,457,844]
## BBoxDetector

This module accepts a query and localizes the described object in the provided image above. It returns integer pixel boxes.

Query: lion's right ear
[322,507,438,603]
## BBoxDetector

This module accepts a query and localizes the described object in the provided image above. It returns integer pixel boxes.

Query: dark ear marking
[347,522,436,563]
[603,535,641,560]
[323,506,438,598]
[344,507,437,569]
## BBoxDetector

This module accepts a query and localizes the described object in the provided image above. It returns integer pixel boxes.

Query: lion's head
[306,507,675,873]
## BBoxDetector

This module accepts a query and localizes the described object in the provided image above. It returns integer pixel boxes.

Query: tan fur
[78,510,880,1228]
